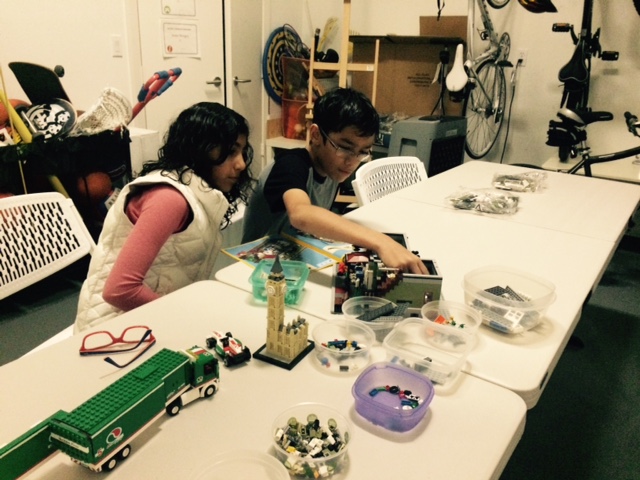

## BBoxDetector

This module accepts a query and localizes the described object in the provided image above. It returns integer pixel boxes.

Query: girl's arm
[102,186,190,311]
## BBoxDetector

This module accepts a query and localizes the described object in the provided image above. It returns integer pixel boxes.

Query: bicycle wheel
[463,59,507,159]
[487,0,511,8]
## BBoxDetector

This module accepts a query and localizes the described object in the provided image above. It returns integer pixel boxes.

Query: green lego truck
[0,346,219,479]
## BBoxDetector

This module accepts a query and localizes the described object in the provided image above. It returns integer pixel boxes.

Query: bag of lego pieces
[447,188,519,214]
[492,171,547,192]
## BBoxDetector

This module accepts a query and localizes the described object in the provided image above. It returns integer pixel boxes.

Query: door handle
[233,76,252,86]
[206,77,222,87]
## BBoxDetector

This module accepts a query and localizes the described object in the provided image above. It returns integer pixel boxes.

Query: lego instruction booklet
[221,226,355,270]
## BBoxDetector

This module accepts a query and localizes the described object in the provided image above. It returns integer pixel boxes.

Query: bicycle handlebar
[624,111,640,137]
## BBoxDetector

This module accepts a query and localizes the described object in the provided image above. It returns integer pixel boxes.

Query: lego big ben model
[253,255,314,369]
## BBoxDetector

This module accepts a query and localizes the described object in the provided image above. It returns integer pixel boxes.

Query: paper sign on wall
[162,21,200,58]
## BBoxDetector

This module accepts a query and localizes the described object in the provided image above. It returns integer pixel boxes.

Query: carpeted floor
[501,242,640,480]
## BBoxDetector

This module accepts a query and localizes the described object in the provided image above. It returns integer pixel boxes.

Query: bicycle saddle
[445,44,468,93]
[557,107,613,126]
[558,43,589,85]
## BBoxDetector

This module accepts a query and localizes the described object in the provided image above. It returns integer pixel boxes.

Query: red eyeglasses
[80,325,156,368]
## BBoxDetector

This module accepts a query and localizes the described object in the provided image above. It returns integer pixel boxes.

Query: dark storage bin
[0,129,131,238]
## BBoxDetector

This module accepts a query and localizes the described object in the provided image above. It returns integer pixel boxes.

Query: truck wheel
[103,456,118,471]
[166,399,182,416]
[206,337,216,349]
[118,445,132,460]
[204,385,216,397]
[224,357,230,367]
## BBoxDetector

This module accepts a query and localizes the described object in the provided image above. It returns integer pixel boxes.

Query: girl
[75,102,254,332]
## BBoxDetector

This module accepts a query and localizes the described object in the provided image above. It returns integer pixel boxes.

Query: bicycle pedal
[601,51,619,61]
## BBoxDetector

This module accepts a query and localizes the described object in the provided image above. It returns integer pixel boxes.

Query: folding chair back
[351,156,428,206]
[0,192,95,300]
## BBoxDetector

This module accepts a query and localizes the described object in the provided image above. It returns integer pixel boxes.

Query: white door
[136,0,263,171]
[225,0,264,175]
[136,0,225,134]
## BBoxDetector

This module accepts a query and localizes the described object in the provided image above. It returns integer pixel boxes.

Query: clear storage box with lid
[249,259,309,305]
[383,317,475,385]
[463,265,556,334]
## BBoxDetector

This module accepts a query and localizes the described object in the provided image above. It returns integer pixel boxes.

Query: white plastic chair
[0,192,96,301]
[351,156,428,206]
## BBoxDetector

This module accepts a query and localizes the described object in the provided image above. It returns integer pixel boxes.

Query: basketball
[76,172,113,203]
[0,99,29,126]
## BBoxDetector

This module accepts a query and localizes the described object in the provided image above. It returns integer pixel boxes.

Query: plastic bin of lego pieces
[250,259,310,305]
[272,402,350,478]
[312,319,375,375]
[341,296,407,344]
[420,300,483,335]
[463,265,557,334]
[352,362,434,432]
[383,317,475,386]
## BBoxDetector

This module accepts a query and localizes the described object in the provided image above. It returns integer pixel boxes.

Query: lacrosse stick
[130,68,182,122]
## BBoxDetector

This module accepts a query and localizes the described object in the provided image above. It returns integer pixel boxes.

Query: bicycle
[445,0,514,159]
[546,0,619,162]
[546,107,640,177]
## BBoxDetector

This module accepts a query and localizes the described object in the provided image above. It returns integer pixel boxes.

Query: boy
[242,88,427,274]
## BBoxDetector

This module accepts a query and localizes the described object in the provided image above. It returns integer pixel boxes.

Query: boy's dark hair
[313,88,379,138]
[139,102,254,227]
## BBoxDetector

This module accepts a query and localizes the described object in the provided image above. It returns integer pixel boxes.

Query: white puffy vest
[74,170,229,332]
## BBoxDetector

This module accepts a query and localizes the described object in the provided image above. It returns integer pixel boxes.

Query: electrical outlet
[517,49,528,67]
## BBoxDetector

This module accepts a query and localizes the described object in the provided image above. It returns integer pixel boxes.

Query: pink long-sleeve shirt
[102,185,191,311]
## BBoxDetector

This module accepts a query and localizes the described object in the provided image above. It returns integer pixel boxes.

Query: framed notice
[162,21,199,57]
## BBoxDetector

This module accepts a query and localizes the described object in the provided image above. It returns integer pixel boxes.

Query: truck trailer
[0,346,219,479]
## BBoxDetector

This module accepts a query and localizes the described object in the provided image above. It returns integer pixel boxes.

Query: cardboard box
[420,16,468,40]
[351,35,465,117]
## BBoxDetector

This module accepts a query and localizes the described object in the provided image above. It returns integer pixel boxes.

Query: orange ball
[0,99,29,126]
[77,172,113,203]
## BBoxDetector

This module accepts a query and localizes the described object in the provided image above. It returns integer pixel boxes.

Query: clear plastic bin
[383,317,475,385]
[463,265,556,334]
[341,296,405,343]
[249,259,309,305]
[312,319,374,374]
[272,402,350,478]
[421,300,483,334]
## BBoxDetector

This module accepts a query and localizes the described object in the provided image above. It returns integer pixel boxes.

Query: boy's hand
[376,237,428,274]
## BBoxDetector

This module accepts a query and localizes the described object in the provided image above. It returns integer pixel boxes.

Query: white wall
[0,0,140,123]
[2,1,639,168]
[266,0,640,166]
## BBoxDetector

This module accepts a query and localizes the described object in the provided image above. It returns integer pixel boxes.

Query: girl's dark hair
[139,102,255,228]
[313,87,380,138]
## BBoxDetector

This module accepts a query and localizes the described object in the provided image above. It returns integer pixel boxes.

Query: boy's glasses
[80,325,156,368]
[319,127,372,163]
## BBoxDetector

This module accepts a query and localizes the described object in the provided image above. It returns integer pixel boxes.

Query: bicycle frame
[451,0,511,159]
[550,0,618,161]
[466,0,509,107]
[569,144,640,176]
[557,109,640,176]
